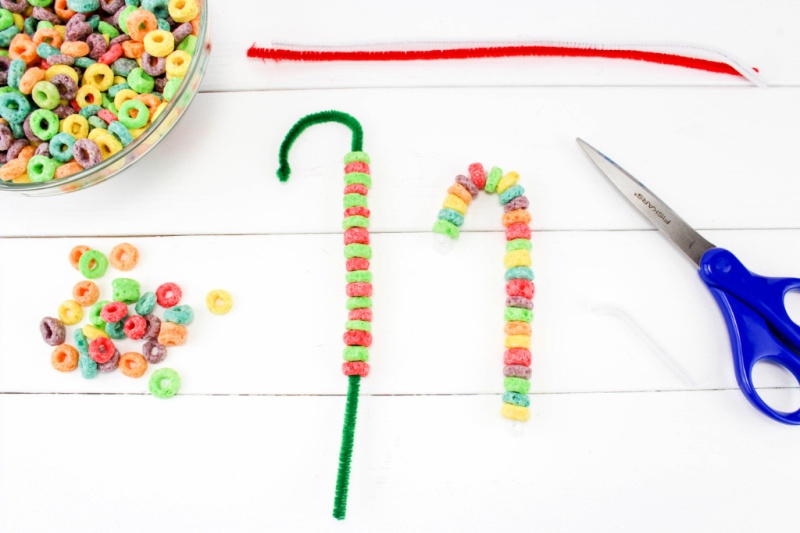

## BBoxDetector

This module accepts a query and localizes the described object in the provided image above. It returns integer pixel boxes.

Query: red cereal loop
[344,207,370,218]
[343,361,370,377]
[344,330,372,347]
[346,258,370,272]
[506,222,531,241]
[506,279,534,299]
[344,227,370,245]
[344,184,368,195]
[70,99,81,112]
[100,302,128,323]
[156,282,182,308]
[504,348,532,367]
[99,43,123,65]
[348,308,372,322]
[469,162,486,189]
[89,338,116,364]
[98,109,116,125]
[344,161,370,174]
[123,315,147,340]
[346,282,373,297]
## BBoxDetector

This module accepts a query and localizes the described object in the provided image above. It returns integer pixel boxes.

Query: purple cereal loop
[110,34,131,47]
[171,22,192,44]
[32,7,60,25]
[141,52,166,76]
[47,54,75,66]
[0,54,11,74]
[0,152,7,165]
[7,139,29,160]
[504,365,532,379]
[40,317,66,346]
[142,314,161,341]
[72,138,102,168]
[53,103,76,120]
[50,74,78,100]
[67,13,86,27]
[66,22,93,42]
[98,350,121,372]
[0,123,12,151]
[86,33,108,60]
[100,0,124,14]
[0,0,27,14]
[153,76,167,93]
[455,174,479,197]
[35,142,50,157]
[23,114,42,143]
[112,6,126,29]
[504,195,529,213]
[142,340,167,364]
[506,296,534,310]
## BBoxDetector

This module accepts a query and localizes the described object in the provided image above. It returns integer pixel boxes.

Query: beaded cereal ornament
[433,164,534,422]
[277,111,372,520]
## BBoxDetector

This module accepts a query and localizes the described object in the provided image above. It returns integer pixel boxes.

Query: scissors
[577,138,800,425]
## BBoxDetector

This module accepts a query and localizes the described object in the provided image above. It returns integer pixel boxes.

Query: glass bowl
[0,1,211,196]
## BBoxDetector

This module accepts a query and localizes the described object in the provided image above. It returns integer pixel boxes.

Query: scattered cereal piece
[111,278,140,304]
[78,249,109,280]
[109,243,139,271]
[157,321,186,347]
[88,337,116,364]
[123,315,147,340]
[57,300,83,326]
[82,323,110,340]
[155,282,181,308]
[119,352,147,378]
[205,289,233,315]
[142,340,167,364]
[149,367,181,399]
[89,299,110,328]
[100,301,128,323]
[40,316,66,346]
[97,349,121,372]
[51,344,79,372]
[72,280,99,307]
[135,291,156,315]
[68,245,89,270]
[142,314,161,341]
[164,304,193,325]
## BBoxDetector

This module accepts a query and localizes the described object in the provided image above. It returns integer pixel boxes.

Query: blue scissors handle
[699,248,800,424]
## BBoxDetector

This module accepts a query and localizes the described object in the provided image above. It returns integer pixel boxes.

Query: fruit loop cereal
[433,164,535,423]
[277,110,372,521]
[148,367,180,399]
[205,289,232,315]
[0,0,201,184]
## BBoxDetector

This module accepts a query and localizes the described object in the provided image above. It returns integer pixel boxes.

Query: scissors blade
[577,138,715,266]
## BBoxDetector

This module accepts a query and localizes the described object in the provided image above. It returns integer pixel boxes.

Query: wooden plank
[1,391,797,532]
[0,88,798,237]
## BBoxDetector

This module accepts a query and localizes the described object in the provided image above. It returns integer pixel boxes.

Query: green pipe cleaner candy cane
[277,110,372,520]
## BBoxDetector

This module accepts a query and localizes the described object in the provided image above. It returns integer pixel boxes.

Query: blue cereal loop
[49,132,76,163]
[505,266,534,281]
[79,105,103,118]
[67,0,101,13]
[135,292,157,315]
[499,184,525,205]
[437,208,465,227]
[108,120,133,147]
[503,391,530,408]
[142,0,169,18]
[36,42,60,59]
[164,304,194,325]
[0,25,19,47]
[0,91,30,123]
[7,58,25,89]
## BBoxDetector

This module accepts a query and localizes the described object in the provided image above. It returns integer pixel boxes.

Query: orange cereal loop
[119,352,148,378]
[55,161,84,179]
[51,344,79,372]
[158,322,187,347]
[61,40,90,58]
[122,40,144,59]
[126,9,158,41]
[72,280,99,306]
[447,183,473,204]
[33,28,63,49]
[0,158,27,182]
[136,93,160,118]
[9,33,37,65]
[17,145,35,162]
[505,321,532,336]
[109,242,139,271]
[69,245,90,270]
[502,209,532,227]
[191,14,200,36]
[54,0,76,19]
[18,67,45,95]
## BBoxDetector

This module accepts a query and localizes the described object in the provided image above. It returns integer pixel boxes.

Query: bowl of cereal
[0,0,209,196]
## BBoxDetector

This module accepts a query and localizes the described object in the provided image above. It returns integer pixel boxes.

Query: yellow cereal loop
[46,64,78,84]
[169,0,199,23]
[60,114,89,138]
[129,126,147,139]
[151,101,168,122]
[82,63,114,91]
[143,29,174,58]
[504,335,531,349]
[75,85,101,108]
[206,290,233,315]
[443,194,468,215]
[88,129,123,159]
[58,300,83,326]
[501,403,530,422]
[113,88,138,110]
[12,13,23,30]
[496,171,520,194]
[82,324,109,340]
[113,75,126,85]
[54,25,67,39]
[165,50,190,79]
[12,173,31,184]
[504,249,532,269]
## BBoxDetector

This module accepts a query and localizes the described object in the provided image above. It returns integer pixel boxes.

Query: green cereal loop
[97,21,119,39]
[118,99,149,129]
[343,172,371,188]
[26,155,58,182]
[345,270,372,283]
[432,219,459,239]
[505,307,533,323]
[28,0,54,6]
[162,77,182,102]
[37,21,54,31]
[118,5,138,35]
[346,297,372,310]
[342,216,369,229]
[344,151,370,165]
[176,34,197,54]
[127,68,154,94]
[149,368,181,399]
[112,278,141,304]
[30,109,60,140]
[505,266,534,281]
[504,377,530,395]
[345,320,371,332]
[343,346,369,362]
[31,81,60,110]
[79,250,109,280]
[506,239,532,253]
[0,9,13,31]
[344,244,372,260]
[484,166,503,193]
[0,50,8,58]
[343,193,368,209]
[89,300,110,328]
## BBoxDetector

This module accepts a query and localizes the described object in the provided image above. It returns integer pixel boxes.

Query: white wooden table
[2,1,800,531]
